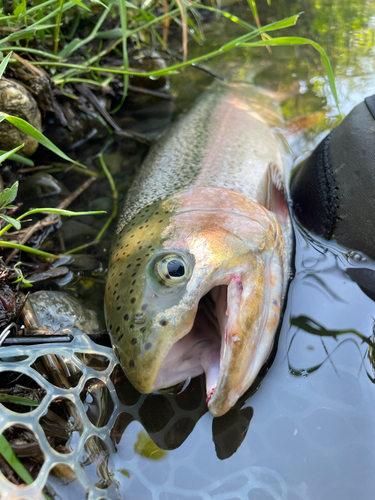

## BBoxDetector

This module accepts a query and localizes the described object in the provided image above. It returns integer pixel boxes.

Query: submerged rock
[0,79,42,156]
[27,290,102,334]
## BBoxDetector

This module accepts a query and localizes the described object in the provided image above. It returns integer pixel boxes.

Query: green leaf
[0,214,21,230]
[0,52,12,79]
[134,432,167,461]
[90,0,109,9]
[12,262,34,285]
[0,144,25,163]
[70,0,91,11]
[0,181,19,207]
[14,0,27,17]
[0,113,87,168]
[0,434,34,484]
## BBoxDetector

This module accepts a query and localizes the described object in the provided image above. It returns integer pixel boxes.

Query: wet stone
[28,291,102,334]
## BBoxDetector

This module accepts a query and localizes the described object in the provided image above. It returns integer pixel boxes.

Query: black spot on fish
[139,247,142,250]
[116,326,120,333]
[131,235,134,238]
[158,220,163,223]
[107,286,111,291]
[136,263,141,267]
[132,280,136,285]
[119,272,123,276]
[125,244,129,248]
[129,360,135,368]
[130,297,136,304]
[118,333,124,341]
[137,241,141,244]
[145,253,150,257]
[137,258,141,261]
[131,273,136,277]
[115,282,119,287]
[140,327,146,333]
[140,226,143,229]
[113,291,117,296]
[127,264,131,268]
[117,306,121,310]
[130,289,134,294]
[110,324,112,330]
[145,342,152,350]
[131,338,137,344]
[116,295,120,301]
[155,212,159,215]
[124,314,129,321]
[160,320,168,327]
[148,245,152,249]
[130,324,134,329]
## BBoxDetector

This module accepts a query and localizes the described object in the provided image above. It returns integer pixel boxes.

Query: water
[2,0,375,498]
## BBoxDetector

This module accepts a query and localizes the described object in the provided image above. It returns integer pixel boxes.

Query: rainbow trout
[105,83,292,417]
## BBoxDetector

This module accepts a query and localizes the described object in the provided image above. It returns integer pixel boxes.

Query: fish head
[105,187,285,417]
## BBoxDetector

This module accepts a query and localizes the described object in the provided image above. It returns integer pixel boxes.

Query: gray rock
[28,291,102,334]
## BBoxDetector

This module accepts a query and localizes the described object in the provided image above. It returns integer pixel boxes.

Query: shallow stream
[2,0,375,498]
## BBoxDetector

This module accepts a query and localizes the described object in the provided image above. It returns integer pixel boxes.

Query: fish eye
[155,254,190,285]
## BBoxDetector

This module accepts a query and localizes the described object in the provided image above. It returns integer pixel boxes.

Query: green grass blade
[0,150,34,166]
[0,144,25,163]
[0,52,12,78]
[1,47,60,60]
[0,241,59,260]
[240,36,341,115]
[17,208,106,218]
[0,25,57,45]
[71,0,91,11]
[57,8,109,58]
[0,394,39,407]
[112,0,129,112]
[0,434,34,484]
[0,113,87,168]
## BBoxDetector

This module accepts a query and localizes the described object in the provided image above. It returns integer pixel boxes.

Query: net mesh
[0,330,120,500]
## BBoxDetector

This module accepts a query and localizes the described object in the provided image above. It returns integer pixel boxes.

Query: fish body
[105,83,292,417]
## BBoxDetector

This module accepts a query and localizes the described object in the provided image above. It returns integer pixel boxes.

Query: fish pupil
[167,259,185,278]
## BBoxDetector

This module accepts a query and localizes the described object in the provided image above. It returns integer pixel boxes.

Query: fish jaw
[207,250,283,417]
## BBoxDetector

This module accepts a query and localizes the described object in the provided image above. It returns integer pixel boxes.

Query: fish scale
[105,82,293,417]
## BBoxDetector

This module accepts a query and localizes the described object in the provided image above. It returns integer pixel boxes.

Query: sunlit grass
[0,1,341,113]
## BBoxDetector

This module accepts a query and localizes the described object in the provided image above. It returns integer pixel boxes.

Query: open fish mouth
[152,286,227,399]
[152,275,275,417]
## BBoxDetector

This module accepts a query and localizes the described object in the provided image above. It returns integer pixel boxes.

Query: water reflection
[110,365,255,461]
